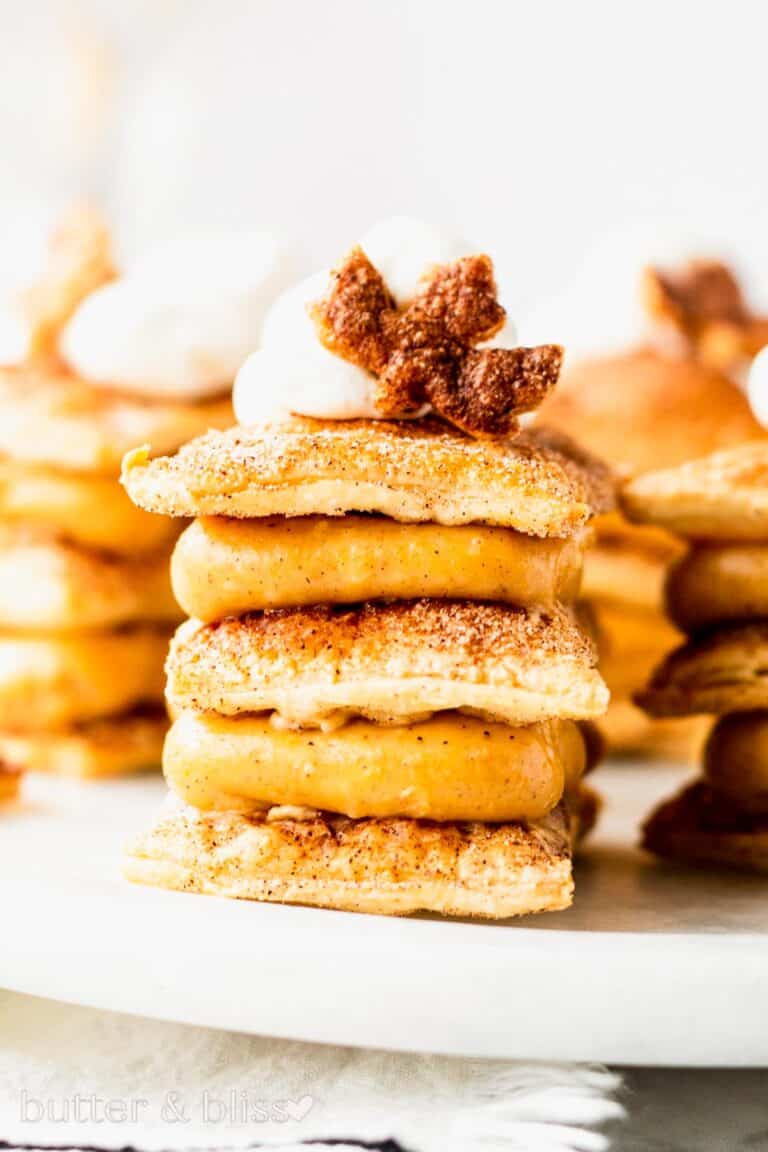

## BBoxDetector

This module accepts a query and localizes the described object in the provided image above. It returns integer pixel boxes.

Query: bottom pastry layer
[642,780,768,872]
[0,709,166,778]
[124,800,580,918]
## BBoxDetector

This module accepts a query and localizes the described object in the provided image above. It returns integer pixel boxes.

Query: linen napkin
[0,990,623,1152]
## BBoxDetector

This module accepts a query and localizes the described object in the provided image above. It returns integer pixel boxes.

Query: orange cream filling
[164,710,585,823]
[171,515,585,621]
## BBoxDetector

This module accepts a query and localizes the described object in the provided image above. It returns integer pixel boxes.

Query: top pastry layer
[0,366,233,475]
[122,417,614,536]
[622,442,768,541]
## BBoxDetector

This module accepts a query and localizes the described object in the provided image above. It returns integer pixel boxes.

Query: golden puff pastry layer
[666,543,768,633]
[166,601,608,729]
[598,696,708,763]
[0,367,233,475]
[638,624,768,718]
[164,711,585,823]
[0,627,168,730]
[0,458,179,555]
[703,711,768,811]
[122,418,614,537]
[124,801,575,918]
[171,515,586,622]
[0,708,165,778]
[643,781,768,872]
[622,441,768,542]
[0,529,180,631]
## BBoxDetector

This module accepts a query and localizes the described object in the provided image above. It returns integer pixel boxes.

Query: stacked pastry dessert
[541,260,768,759]
[0,212,287,777]
[624,441,768,868]
[122,220,612,918]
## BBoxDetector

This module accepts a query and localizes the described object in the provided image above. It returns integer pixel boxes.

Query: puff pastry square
[0,708,165,778]
[643,781,768,872]
[0,527,179,631]
[0,627,169,730]
[124,801,575,918]
[122,418,614,536]
[623,441,768,542]
[0,367,232,475]
[166,600,608,728]
[638,624,768,718]
[0,458,179,555]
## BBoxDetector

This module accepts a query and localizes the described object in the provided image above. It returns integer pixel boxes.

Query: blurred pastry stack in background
[624,442,768,869]
[541,260,768,761]
[0,209,253,778]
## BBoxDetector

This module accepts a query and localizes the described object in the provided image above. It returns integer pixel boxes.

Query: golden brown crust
[171,515,586,621]
[0,366,233,474]
[638,623,768,717]
[642,260,768,373]
[122,418,614,536]
[17,207,116,365]
[0,457,179,555]
[539,348,766,478]
[0,708,165,778]
[643,780,768,871]
[0,526,179,631]
[622,442,768,542]
[166,600,608,727]
[124,802,574,918]
[310,248,560,436]
[666,543,768,633]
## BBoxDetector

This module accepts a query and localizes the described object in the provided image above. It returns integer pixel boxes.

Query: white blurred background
[2,0,766,353]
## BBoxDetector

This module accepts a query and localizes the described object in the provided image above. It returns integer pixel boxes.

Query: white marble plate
[1,763,767,1066]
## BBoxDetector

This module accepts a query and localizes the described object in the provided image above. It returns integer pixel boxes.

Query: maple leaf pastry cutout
[643,259,768,374]
[310,247,563,436]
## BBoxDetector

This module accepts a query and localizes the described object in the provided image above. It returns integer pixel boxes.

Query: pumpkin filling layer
[171,515,585,621]
[164,711,586,823]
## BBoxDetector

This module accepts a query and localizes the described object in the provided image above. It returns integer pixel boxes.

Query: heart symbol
[283,1094,315,1122]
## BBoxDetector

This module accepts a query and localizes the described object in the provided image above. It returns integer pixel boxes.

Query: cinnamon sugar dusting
[122,418,615,535]
[310,247,561,436]
[169,599,599,691]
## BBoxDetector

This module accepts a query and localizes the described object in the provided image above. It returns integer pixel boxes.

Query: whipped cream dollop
[62,231,293,399]
[748,345,768,427]
[233,216,517,426]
